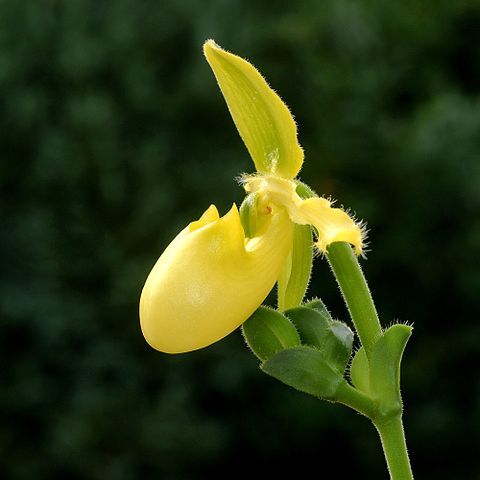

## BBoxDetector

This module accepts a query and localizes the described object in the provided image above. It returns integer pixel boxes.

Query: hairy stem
[375,415,414,480]
[326,242,382,358]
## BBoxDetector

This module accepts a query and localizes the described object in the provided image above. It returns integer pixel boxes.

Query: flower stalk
[326,241,382,358]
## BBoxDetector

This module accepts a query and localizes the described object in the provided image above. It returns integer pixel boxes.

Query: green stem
[326,242,382,358]
[326,242,413,478]
[375,416,414,480]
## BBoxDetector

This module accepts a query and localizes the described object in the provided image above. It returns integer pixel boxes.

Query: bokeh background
[1,0,479,478]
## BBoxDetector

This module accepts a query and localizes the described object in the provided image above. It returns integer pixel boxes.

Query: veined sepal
[204,40,303,179]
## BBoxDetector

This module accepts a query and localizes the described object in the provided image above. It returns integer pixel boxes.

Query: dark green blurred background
[1,0,479,478]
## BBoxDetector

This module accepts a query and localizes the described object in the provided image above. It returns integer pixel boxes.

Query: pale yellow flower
[139,40,363,353]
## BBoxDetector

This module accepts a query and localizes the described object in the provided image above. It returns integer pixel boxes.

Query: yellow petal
[188,204,219,232]
[244,175,364,255]
[140,203,293,353]
[298,197,363,253]
[204,39,303,179]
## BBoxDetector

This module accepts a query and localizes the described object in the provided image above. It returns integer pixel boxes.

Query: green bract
[351,324,412,418]
[242,306,301,361]
[262,346,345,401]
[243,301,354,401]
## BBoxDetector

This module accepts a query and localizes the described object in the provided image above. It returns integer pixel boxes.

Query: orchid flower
[140,40,364,354]
[138,40,414,480]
